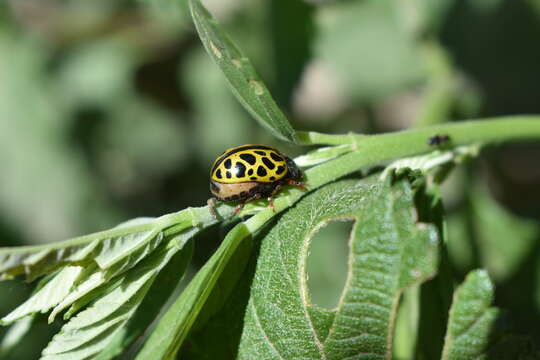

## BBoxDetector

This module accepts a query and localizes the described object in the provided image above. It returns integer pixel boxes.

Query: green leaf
[238,178,439,359]
[135,222,254,360]
[0,207,224,283]
[1,266,84,324]
[93,235,194,360]
[39,230,195,360]
[188,0,298,143]
[0,220,165,282]
[441,269,499,360]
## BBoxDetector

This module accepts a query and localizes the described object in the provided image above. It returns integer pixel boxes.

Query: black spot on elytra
[234,162,246,177]
[240,153,256,165]
[215,169,222,179]
[269,176,276,181]
[224,158,232,169]
[276,165,285,175]
[250,176,257,180]
[261,157,275,169]
[247,168,254,176]
[270,152,283,162]
[257,166,267,177]
[226,171,232,179]
[254,150,266,155]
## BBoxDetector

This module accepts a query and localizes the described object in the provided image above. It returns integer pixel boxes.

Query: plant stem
[298,116,540,146]
[269,117,540,217]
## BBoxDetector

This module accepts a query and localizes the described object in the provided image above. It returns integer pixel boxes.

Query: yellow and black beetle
[207,144,305,214]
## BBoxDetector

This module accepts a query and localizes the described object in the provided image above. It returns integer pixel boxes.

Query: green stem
[298,116,540,146]
[306,117,540,187]
[297,131,365,145]
[266,117,540,217]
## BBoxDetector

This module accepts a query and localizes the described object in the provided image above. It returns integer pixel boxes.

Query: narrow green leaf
[238,178,439,359]
[181,237,256,360]
[441,269,498,360]
[188,0,298,143]
[39,229,195,360]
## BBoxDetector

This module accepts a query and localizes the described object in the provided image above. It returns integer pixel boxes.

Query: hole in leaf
[306,219,353,310]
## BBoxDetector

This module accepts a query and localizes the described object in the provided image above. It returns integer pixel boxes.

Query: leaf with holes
[237,178,439,359]
[188,0,298,143]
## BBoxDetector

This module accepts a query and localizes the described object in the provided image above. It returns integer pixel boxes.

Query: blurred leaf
[471,187,539,281]
[188,0,298,143]
[441,269,498,360]
[446,210,475,273]
[238,178,439,358]
[395,0,454,34]
[0,30,112,241]
[183,49,251,161]
[97,97,188,192]
[138,0,191,32]
[415,43,456,127]
[315,0,425,102]
[39,231,193,360]
[269,0,314,108]
[57,40,136,109]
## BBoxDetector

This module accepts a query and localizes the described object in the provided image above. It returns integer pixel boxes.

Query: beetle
[427,134,451,146]
[207,144,305,215]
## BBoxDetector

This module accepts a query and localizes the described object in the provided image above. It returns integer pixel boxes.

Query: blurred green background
[1,0,540,358]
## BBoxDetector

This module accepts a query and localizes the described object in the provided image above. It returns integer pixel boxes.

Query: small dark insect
[207,144,306,217]
[428,134,451,146]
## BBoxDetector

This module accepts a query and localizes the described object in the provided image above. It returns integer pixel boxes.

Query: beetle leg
[286,179,307,191]
[265,184,284,212]
[267,197,275,211]
[234,193,262,214]
[207,197,220,219]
